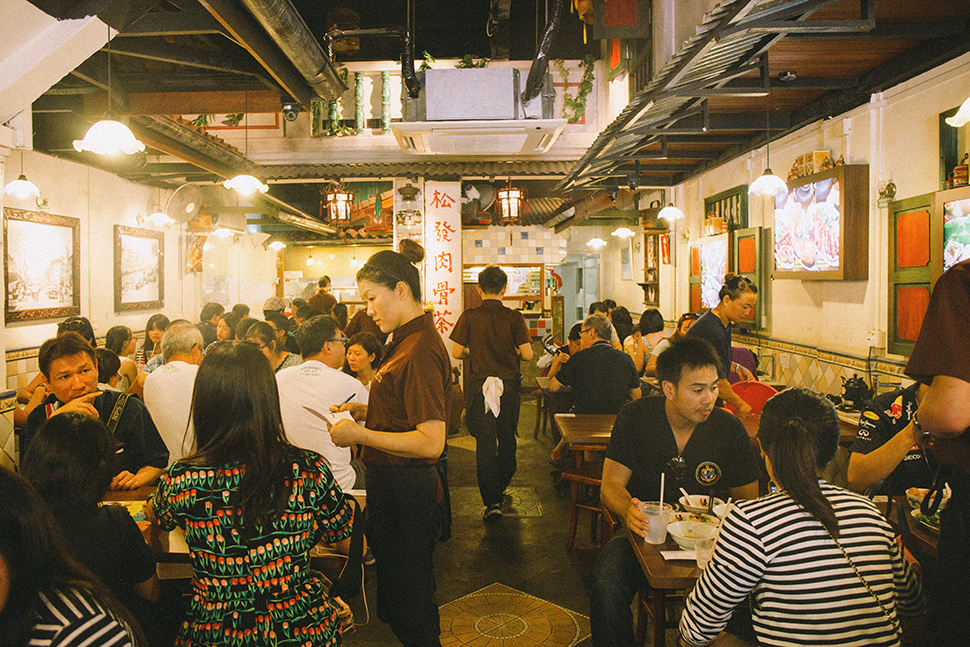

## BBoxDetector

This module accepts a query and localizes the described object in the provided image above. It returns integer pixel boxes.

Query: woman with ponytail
[680,388,924,647]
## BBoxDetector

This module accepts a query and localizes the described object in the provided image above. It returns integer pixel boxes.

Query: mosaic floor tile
[439,582,590,647]
[450,486,543,518]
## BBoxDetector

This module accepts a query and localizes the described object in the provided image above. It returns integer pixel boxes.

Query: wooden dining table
[625,524,702,647]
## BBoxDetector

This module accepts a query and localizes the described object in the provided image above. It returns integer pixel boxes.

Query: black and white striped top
[27,587,135,647]
[680,483,924,647]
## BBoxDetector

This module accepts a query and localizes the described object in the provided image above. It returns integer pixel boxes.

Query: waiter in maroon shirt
[451,266,533,523]
[905,258,970,646]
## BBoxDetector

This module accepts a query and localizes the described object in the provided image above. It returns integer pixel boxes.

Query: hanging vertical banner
[424,181,462,347]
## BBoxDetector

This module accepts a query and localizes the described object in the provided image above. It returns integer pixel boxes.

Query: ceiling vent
[391,68,566,156]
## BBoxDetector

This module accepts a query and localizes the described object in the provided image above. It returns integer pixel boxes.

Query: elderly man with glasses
[549,313,640,414]
[589,336,760,647]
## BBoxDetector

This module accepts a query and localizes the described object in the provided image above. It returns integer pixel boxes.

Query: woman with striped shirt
[0,468,140,647]
[680,388,924,647]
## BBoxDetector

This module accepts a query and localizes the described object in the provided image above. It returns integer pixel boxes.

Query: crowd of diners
[1,255,969,647]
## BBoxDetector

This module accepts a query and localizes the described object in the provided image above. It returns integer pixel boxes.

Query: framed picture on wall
[114,225,164,311]
[3,207,81,323]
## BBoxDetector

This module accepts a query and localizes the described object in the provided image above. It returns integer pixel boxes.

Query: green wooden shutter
[732,226,765,330]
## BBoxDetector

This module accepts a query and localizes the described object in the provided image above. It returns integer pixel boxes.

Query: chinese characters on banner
[424,181,462,347]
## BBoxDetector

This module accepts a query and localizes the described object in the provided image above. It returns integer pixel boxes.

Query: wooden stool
[560,462,604,554]
[533,389,549,438]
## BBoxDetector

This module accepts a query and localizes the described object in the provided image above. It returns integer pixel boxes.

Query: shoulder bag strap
[106,393,130,437]
[825,525,900,634]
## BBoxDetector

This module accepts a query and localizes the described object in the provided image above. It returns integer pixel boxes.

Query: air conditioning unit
[391,68,567,156]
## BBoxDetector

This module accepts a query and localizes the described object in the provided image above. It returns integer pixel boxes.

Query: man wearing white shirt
[277,315,368,492]
[143,323,204,466]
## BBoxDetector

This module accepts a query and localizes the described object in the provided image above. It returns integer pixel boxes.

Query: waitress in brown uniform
[331,250,450,647]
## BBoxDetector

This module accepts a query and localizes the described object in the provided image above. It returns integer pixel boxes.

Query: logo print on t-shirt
[695,461,722,486]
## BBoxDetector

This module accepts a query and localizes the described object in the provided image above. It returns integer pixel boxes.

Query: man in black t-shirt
[549,313,640,413]
[847,383,935,495]
[589,337,759,647]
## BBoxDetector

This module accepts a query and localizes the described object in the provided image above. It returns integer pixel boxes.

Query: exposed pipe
[237,0,348,101]
[522,0,564,103]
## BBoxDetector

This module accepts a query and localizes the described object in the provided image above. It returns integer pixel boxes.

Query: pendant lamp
[3,150,40,200]
[73,26,144,155]
[748,105,788,197]
[224,91,268,196]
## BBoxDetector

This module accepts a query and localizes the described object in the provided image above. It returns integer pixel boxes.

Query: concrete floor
[344,393,601,647]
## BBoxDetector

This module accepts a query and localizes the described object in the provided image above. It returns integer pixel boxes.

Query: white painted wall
[0,149,278,351]
[660,52,970,358]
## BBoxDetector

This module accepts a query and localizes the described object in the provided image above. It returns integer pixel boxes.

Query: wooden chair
[533,388,549,438]
[560,460,604,554]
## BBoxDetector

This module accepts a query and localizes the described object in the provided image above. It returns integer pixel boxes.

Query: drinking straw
[659,472,665,506]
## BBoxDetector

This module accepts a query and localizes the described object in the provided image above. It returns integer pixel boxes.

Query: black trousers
[366,463,441,647]
[466,377,521,507]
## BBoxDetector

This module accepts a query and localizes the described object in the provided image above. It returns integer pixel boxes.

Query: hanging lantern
[326,187,355,225]
[496,184,525,226]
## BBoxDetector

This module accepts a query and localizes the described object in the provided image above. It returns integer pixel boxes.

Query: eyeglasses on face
[328,336,349,345]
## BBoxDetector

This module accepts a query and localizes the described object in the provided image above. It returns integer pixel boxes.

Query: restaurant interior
[2,0,970,645]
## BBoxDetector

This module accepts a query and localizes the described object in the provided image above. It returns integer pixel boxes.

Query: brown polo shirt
[344,308,388,343]
[363,312,451,465]
[308,290,337,313]
[906,259,970,386]
[450,299,531,381]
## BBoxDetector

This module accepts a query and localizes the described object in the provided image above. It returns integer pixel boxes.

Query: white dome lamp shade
[73,26,144,156]
[224,91,268,196]
[748,103,789,197]
[946,96,970,127]
[3,150,40,200]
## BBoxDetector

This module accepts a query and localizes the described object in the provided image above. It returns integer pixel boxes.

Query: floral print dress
[151,451,353,647]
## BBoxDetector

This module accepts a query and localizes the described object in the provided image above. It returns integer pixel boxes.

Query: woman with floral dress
[147,341,353,646]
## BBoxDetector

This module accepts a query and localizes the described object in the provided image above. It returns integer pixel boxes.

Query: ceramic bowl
[667,520,717,550]
[906,486,950,511]
[679,495,724,514]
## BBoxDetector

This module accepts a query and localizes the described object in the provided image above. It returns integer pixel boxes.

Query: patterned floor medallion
[439,583,591,647]
[450,486,543,518]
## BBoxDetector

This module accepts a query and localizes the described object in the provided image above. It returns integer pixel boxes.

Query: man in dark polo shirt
[550,313,640,414]
[24,333,168,490]
[451,266,533,522]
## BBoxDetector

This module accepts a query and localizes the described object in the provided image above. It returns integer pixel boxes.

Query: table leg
[652,589,667,647]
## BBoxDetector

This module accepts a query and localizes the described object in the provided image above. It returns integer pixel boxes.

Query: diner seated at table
[24,333,168,490]
[96,348,123,392]
[679,388,924,647]
[588,302,622,348]
[14,316,99,428]
[143,322,205,466]
[549,314,640,412]
[20,412,164,639]
[547,322,582,380]
[589,336,760,647]
[644,312,698,378]
[145,340,355,647]
[847,383,936,495]
[0,467,143,647]
[277,314,369,493]
[625,308,667,375]
[549,314,640,463]
[610,306,634,345]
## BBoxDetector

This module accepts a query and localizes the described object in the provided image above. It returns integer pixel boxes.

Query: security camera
[628,174,639,191]
[281,100,300,122]
[607,185,619,202]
